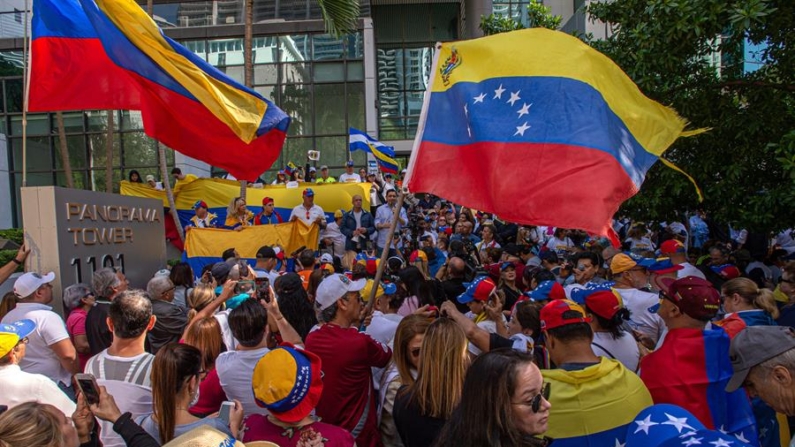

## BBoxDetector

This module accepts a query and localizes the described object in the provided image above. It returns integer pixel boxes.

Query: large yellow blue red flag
[404,28,695,244]
[29,0,290,181]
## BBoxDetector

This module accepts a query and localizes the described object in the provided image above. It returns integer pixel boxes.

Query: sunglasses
[513,382,550,413]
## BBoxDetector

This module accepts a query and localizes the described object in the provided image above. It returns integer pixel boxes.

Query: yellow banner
[184,220,319,258]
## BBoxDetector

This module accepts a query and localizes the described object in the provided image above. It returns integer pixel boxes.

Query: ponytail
[754,288,779,319]
[723,277,780,319]
[151,343,202,444]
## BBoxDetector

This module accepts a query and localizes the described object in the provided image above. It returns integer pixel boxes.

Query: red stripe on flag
[406,141,635,242]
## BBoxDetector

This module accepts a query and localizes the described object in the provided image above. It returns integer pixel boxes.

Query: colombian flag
[30,0,290,181]
[349,128,399,174]
[404,28,696,244]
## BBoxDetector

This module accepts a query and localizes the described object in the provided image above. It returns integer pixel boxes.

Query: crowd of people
[2,183,795,447]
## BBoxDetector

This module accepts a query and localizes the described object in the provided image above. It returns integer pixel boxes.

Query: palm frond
[317,0,360,37]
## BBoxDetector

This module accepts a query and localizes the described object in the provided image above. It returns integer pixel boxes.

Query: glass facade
[492,0,531,27]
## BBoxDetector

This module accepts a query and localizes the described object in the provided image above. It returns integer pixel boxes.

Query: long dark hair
[586,305,631,340]
[398,266,435,307]
[274,273,317,340]
[434,349,548,447]
[151,343,202,444]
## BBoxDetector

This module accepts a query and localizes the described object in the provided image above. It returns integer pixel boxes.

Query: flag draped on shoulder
[29,0,290,181]
[404,28,696,244]
[349,128,399,174]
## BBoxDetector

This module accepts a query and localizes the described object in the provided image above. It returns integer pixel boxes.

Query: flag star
[493,84,506,99]
[717,425,728,434]
[633,415,659,435]
[709,439,733,447]
[681,431,698,438]
[614,439,626,447]
[682,438,703,446]
[514,122,531,136]
[661,413,694,433]
[507,90,521,106]
[516,102,532,118]
[734,432,749,443]
[467,125,472,138]
[473,93,486,104]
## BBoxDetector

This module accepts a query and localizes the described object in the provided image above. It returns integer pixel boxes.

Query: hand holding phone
[75,373,101,406]
[219,401,234,425]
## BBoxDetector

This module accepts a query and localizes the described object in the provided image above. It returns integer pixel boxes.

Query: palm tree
[317,0,361,37]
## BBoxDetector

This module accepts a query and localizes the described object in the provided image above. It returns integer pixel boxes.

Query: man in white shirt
[365,283,402,346]
[338,160,362,183]
[289,188,327,230]
[1,272,78,392]
[0,318,76,416]
[375,189,407,256]
[609,254,667,347]
[84,290,156,447]
[659,239,706,280]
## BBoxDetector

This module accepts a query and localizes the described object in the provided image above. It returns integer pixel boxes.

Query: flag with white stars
[404,28,697,245]
[624,404,753,447]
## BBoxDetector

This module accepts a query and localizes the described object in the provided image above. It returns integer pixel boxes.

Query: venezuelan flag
[542,357,653,446]
[349,128,399,174]
[30,0,290,181]
[405,29,695,244]
[640,327,758,444]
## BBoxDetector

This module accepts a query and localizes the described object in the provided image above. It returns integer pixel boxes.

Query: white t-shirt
[613,288,667,345]
[0,364,76,415]
[1,303,71,385]
[546,237,573,255]
[509,333,534,353]
[289,204,326,227]
[366,311,402,346]
[625,237,655,253]
[677,262,706,280]
[464,312,507,356]
[216,347,271,416]
[339,173,362,183]
[213,310,238,352]
[591,332,641,373]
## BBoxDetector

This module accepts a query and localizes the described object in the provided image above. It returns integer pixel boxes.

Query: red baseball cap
[585,290,624,320]
[262,197,274,206]
[660,239,686,255]
[540,299,591,331]
[457,277,497,304]
[657,276,721,321]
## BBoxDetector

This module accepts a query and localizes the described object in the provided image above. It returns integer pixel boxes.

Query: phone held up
[75,373,101,406]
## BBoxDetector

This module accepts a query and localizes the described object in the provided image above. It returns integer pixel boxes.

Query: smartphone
[254,277,271,303]
[219,401,235,425]
[75,373,101,405]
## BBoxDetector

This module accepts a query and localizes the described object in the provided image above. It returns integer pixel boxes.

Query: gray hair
[92,268,121,299]
[317,301,339,323]
[756,348,795,377]
[146,275,174,301]
[63,283,92,311]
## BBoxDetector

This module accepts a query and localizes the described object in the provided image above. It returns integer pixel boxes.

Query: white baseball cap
[315,274,366,311]
[14,272,55,298]
[319,253,334,264]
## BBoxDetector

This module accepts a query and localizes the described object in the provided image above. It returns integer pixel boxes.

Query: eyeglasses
[513,382,550,413]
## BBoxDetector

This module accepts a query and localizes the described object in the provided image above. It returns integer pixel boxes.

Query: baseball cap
[457,276,497,304]
[384,173,393,178]
[540,299,591,331]
[585,290,624,320]
[656,276,720,321]
[710,263,741,280]
[660,239,686,255]
[361,280,385,301]
[210,262,231,281]
[356,254,380,276]
[262,197,274,206]
[610,253,640,274]
[726,325,795,392]
[527,280,566,302]
[626,252,656,268]
[401,169,407,174]
[154,269,171,278]
[319,253,334,264]
[253,344,323,423]
[303,188,315,197]
[383,282,398,295]
[193,200,208,210]
[161,426,245,447]
[409,250,427,264]
[13,272,55,298]
[346,160,354,167]
[569,281,615,305]
[320,165,328,170]
[334,209,344,219]
[0,319,35,357]
[278,170,286,175]
[315,274,366,311]
[145,174,155,182]
[309,166,317,172]
[500,261,516,271]
[256,246,277,259]
[647,258,684,275]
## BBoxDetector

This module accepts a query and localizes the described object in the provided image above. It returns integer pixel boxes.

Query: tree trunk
[146,0,153,16]
[105,111,114,193]
[55,112,74,188]
[159,142,184,242]
[240,0,254,200]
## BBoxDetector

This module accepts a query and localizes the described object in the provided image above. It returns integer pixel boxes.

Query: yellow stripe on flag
[185,220,319,258]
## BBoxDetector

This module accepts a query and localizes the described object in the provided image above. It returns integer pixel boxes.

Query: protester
[659,239,705,279]
[716,277,779,338]
[341,194,376,253]
[375,189,407,256]
[242,345,355,446]
[224,197,253,229]
[640,276,758,442]
[539,299,652,445]
[169,262,194,309]
[316,165,337,183]
[498,262,522,314]
[135,343,242,443]
[321,209,347,258]
[583,290,640,372]
[182,317,227,417]
[433,350,552,447]
[306,274,392,447]
[87,267,129,355]
[1,272,79,395]
[171,167,198,188]
[339,160,362,183]
[186,200,219,231]
[145,174,163,190]
[392,318,468,447]
[456,276,503,355]
[610,254,666,347]
[289,188,327,230]
[63,283,94,370]
[254,196,283,225]
[0,319,76,416]
[273,273,318,341]
[128,170,143,183]
[146,275,188,354]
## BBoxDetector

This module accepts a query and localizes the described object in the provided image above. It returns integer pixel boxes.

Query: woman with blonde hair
[379,315,432,447]
[183,317,228,416]
[186,284,216,322]
[392,318,469,447]
[224,197,253,230]
[0,401,81,447]
[717,277,779,338]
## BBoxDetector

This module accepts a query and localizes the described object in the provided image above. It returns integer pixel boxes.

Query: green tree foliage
[586,0,795,232]
[480,1,562,36]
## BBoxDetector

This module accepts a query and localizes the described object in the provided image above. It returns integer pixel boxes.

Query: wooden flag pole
[366,188,405,309]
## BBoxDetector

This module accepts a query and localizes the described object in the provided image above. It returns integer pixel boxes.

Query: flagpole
[366,189,405,307]
[21,0,31,187]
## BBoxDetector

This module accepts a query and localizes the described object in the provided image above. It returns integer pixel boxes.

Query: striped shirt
[84,350,154,387]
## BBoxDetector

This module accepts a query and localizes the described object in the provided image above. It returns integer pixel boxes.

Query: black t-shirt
[442,278,468,313]
[393,386,447,447]
[500,286,521,312]
[86,301,113,356]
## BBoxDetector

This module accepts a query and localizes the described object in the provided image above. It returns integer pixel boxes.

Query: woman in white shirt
[584,290,641,373]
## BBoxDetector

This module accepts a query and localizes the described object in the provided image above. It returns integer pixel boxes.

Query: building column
[0,134,13,228]
[465,0,492,39]
[174,152,212,178]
